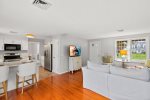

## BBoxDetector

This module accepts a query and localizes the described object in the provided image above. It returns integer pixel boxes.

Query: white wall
[28,38,45,56]
[28,42,40,60]
[89,33,150,65]
[101,33,150,58]
[57,35,88,74]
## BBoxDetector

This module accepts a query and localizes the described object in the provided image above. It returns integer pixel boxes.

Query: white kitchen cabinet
[12,38,22,44]
[3,36,28,50]
[21,38,28,50]
[3,37,21,44]
[69,56,82,73]
[0,36,4,50]
[3,37,13,44]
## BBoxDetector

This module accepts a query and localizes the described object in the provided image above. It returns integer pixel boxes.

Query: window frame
[115,37,149,62]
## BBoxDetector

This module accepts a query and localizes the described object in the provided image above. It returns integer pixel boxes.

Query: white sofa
[82,61,150,100]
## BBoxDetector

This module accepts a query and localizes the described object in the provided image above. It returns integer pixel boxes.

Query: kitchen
[0,34,57,97]
[0,34,42,93]
[0,35,38,92]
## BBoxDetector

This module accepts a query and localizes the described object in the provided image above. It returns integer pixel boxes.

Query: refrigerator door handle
[44,51,46,56]
[46,50,48,56]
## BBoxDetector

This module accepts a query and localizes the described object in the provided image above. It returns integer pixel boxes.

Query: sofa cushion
[110,66,150,81]
[87,61,110,73]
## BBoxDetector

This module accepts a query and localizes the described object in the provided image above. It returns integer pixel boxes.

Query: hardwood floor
[39,67,57,80]
[0,70,109,100]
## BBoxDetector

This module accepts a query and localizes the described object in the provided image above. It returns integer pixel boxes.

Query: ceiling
[0,0,150,39]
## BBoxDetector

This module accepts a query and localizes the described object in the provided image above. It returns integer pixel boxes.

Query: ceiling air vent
[33,0,52,10]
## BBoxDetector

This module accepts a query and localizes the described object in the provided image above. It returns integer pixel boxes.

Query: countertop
[0,60,33,67]
[0,60,39,92]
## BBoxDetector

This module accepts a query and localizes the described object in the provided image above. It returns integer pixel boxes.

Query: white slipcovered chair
[16,62,38,94]
[0,66,9,100]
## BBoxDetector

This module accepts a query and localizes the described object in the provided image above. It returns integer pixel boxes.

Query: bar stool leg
[32,74,34,84]
[21,77,25,94]
[16,75,19,89]
[2,81,8,100]
[34,74,37,86]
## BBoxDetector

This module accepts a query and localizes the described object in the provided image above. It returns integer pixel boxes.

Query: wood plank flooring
[0,70,109,100]
[39,67,57,80]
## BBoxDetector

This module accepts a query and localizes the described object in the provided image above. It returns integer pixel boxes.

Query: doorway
[28,42,40,61]
[39,43,57,80]
[39,39,59,80]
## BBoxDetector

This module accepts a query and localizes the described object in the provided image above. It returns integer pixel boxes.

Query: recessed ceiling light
[117,29,124,32]
[25,34,35,38]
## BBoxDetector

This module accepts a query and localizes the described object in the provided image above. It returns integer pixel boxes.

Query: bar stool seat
[16,62,38,94]
[0,66,9,100]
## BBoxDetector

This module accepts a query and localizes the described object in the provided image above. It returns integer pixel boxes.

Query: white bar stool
[0,66,9,100]
[16,62,38,94]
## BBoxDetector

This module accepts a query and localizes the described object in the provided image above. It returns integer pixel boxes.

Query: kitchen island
[0,60,39,92]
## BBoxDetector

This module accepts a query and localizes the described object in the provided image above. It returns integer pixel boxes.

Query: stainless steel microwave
[4,44,21,51]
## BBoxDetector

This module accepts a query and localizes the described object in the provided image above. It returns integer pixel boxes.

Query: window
[115,38,148,62]
[131,39,146,60]
[116,40,128,59]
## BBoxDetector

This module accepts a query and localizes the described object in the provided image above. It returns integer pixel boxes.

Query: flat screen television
[69,45,81,57]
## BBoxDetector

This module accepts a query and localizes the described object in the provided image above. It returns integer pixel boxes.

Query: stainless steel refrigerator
[44,44,53,72]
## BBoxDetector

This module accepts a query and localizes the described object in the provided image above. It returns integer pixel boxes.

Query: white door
[89,41,101,63]
[52,39,59,73]
[3,37,14,44]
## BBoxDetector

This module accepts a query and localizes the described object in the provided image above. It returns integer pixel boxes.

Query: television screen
[69,45,81,57]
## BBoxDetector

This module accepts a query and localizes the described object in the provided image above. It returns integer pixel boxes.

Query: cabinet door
[76,57,81,69]
[69,57,73,70]
[4,36,22,44]
[73,58,77,70]
[21,38,28,50]
[13,39,22,44]
[0,36,4,50]
[3,37,13,44]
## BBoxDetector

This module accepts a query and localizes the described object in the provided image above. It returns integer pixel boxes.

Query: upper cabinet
[3,37,22,44]
[1,36,28,51]
[0,36,4,50]
[3,37,14,44]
